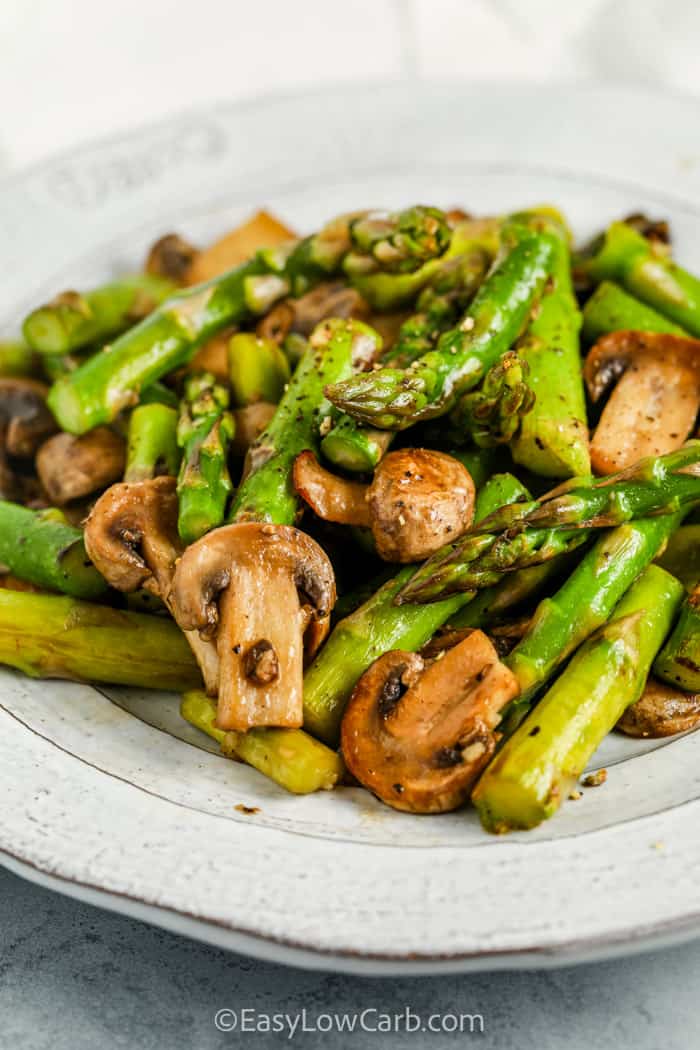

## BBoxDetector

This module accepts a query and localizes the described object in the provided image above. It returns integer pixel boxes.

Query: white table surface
[2,2,700,1046]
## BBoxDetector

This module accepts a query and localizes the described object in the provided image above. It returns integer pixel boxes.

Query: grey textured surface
[1,867,698,1050]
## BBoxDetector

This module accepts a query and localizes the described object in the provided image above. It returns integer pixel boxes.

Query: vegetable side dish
[3,204,700,833]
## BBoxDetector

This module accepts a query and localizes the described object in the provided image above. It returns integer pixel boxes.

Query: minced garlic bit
[582,768,607,788]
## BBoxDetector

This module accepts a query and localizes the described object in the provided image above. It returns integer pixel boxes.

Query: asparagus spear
[509,215,589,478]
[325,229,557,429]
[124,403,180,482]
[504,511,685,725]
[581,281,686,344]
[398,445,700,604]
[181,691,344,794]
[0,503,107,598]
[654,586,700,692]
[0,341,40,379]
[320,416,393,474]
[473,565,683,832]
[0,589,201,690]
[230,318,382,525]
[655,524,700,591]
[47,207,441,435]
[452,351,535,447]
[303,471,530,744]
[23,274,176,354]
[176,372,235,543]
[577,221,700,335]
[228,333,290,406]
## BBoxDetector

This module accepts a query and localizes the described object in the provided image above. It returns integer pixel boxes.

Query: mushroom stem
[216,559,307,730]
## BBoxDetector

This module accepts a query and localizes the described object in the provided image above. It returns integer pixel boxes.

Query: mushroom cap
[617,677,700,738]
[145,232,199,284]
[367,449,475,562]
[0,377,56,457]
[84,476,181,594]
[341,631,519,813]
[36,427,126,505]
[584,330,700,402]
[170,522,336,649]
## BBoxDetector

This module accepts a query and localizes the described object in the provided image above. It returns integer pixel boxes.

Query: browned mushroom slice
[188,328,234,382]
[84,476,219,694]
[169,523,336,731]
[616,677,700,738]
[145,233,199,284]
[187,210,296,285]
[231,402,277,459]
[293,451,371,528]
[294,448,475,562]
[584,331,700,474]
[0,377,56,458]
[341,630,520,813]
[36,427,126,504]
[256,282,370,346]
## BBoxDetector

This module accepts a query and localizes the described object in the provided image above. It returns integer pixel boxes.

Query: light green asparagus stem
[473,565,683,832]
[23,274,176,354]
[47,206,442,435]
[181,691,344,794]
[0,503,107,598]
[0,589,201,690]
[447,559,566,631]
[124,403,180,482]
[0,341,40,378]
[398,444,700,604]
[656,525,700,591]
[320,417,393,473]
[303,472,530,745]
[325,230,557,429]
[577,221,700,335]
[176,372,234,543]
[230,319,382,525]
[509,215,589,477]
[138,380,180,409]
[654,585,700,692]
[503,511,685,726]
[581,281,686,344]
[228,333,290,407]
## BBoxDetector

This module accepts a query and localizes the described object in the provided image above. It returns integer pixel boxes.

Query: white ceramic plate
[3,82,700,974]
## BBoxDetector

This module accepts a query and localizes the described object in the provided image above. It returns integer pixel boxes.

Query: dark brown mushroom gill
[584,331,700,474]
[293,448,476,563]
[169,522,336,732]
[84,476,218,694]
[340,630,520,813]
[36,427,126,505]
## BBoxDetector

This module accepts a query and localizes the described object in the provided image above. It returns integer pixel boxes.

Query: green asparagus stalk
[124,403,180,482]
[473,565,683,832]
[320,416,393,473]
[656,524,700,591]
[398,445,700,604]
[325,230,557,429]
[230,319,382,525]
[228,333,290,406]
[23,274,176,354]
[303,471,530,744]
[509,217,589,478]
[0,503,107,598]
[577,221,700,335]
[181,691,344,794]
[654,586,700,692]
[0,589,201,690]
[581,281,686,344]
[447,559,566,632]
[176,372,234,543]
[138,380,180,409]
[0,341,40,378]
[47,206,442,435]
[504,511,685,725]
[452,351,535,447]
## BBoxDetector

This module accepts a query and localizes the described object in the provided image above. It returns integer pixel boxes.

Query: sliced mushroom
[188,328,233,382]
[0,377,56,458]
[584,331,700,474]
[293,448,475,562]
[616,677,700,738]
[256,281,370,346]
[230,402,277,459]
[84,476,219,694]
[145,233,199,284]
[36,427,126,504]
[169,523,335,731]
[341,630,520,813]
[187,210,295,285]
